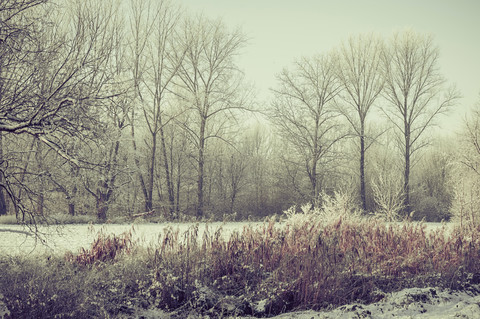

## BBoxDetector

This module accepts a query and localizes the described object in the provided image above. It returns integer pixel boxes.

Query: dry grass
[132,215,480,313]
[2,215,480,318]
[65,229,135,266]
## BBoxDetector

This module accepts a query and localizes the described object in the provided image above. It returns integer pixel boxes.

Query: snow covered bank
[126,286,480,318]
[239,287,480,319]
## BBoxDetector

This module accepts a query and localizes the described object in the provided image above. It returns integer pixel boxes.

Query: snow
[0,222,265,255]
[0,222,449,256]
[120,286,480,318]
[236,287,480,319]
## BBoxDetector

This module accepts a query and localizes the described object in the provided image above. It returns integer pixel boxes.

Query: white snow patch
[117,287,480,318]
[237,287,480,319]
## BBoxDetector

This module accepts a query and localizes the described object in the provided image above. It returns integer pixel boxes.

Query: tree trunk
[176,158,181,215]
[68,184,77,216]
[96,197,107,221]
[131,111,150,212]
[146,132,156,212]
[68,202,75,216]
[37,193,44,216]
[0,133,7,215]
[310,159,318,206]
[230,193,236,215]
[96,186,108,222]
[0,189,6,216]
[160,126,175,216]
[404,151,411,215]
[196,118,206,218]
[360,130,367,212]
[404,131,411,215]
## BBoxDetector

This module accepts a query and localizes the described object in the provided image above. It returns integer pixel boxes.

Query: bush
[65,229,135,266]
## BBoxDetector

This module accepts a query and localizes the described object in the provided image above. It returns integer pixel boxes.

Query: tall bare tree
[142,0,183,216]
[271,53,344,204]
[174,15,249,218]
[127,0,157,213]
[382,30,460,214]
[335,34,384,211]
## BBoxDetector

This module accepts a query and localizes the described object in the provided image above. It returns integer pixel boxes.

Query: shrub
[65,229,135,266]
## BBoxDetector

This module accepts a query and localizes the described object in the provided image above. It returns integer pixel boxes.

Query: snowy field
[0,222,266,255]
[0,222,449,256]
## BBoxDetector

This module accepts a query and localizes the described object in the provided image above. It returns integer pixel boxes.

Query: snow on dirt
[127,287,480,318]
[246,287,480,319]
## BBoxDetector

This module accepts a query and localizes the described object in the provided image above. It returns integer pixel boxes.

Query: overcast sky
[178,0,480,134]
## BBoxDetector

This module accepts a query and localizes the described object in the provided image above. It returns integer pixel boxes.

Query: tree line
[0,0,476,223]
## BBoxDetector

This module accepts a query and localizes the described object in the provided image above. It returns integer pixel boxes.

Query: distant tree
[174,15,250,218]
[411,138,454,221]
[127,0,155,214]
[335,34,385,211]
[451,97,480,228]
[271,53,344,204]
[381,30,460,215]
[243,123,274,217]
[142,0,183,216]
[368,131,405,221]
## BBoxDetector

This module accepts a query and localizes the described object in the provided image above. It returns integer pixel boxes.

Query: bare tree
[243,123,274,216]
[271,53,344,204]
[127,0,156,213]
[142,0,183,216]
[0,0,121,220]
[381,30,460,214]
[451,99,480,228]
[335,34,384,211]
[174,15,249,218]
[368,133,404,221]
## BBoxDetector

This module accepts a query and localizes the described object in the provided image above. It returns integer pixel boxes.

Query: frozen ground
[254,287,480,319]
[0,222,448,256]
[0,222,265,255]
[128,287,480,318]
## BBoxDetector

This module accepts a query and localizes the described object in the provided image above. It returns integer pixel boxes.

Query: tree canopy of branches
[381,30,460,214]
[0,0,123,219]
[271,53,344,203]
[336,34,384,211]
[174,15,250,218]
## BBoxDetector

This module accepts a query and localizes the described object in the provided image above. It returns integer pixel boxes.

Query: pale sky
[178,0,480,134]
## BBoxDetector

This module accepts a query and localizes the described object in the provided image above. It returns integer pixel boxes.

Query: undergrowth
[2,211,480,318]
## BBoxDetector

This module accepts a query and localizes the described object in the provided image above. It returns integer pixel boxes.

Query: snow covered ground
[0,222,448,256]
[129,287,480,319]
[252,287,480,319]
[0,222,265,255]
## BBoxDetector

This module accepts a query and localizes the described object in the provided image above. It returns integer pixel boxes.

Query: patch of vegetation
[2,212,480,318]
